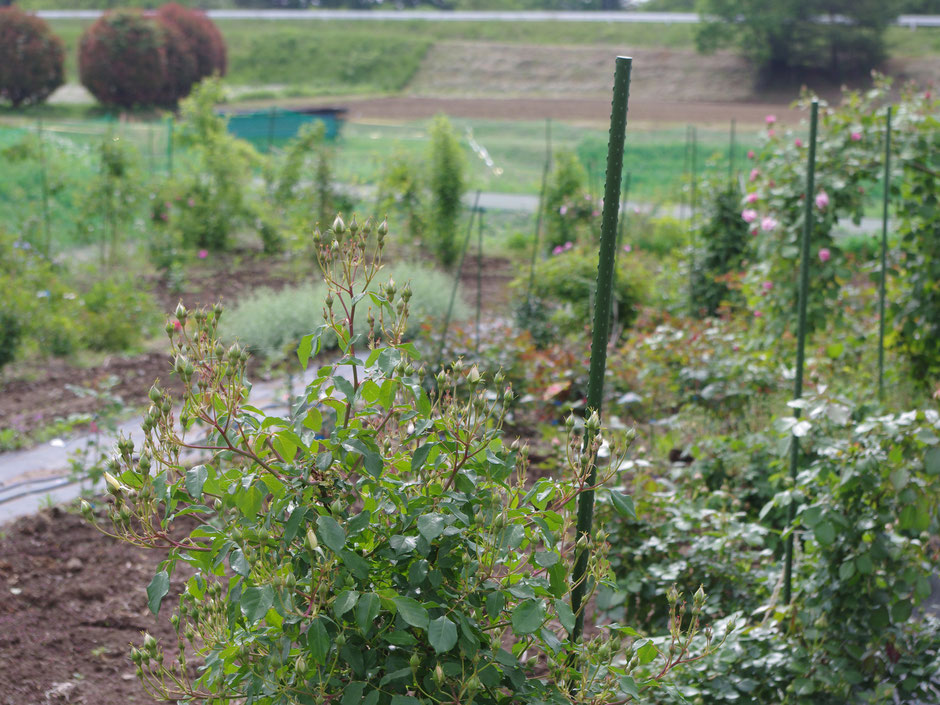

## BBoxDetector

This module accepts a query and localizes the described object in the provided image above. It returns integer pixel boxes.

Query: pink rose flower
[750,168,760,182]
[794,138,803,148]
[746,192,759,204]
[767,129,776,138]
[623,244,632,253]
[762,281,773,292]
[815,190,830,210]
[761,216,778,232]
[563,241,574,251]
[747,149,755,159]
[754,310,763,318]
[559,205,568,215]
[750,227,758,236]
[818,248,831,263]
[741,209,758,223]
[187,198,196,207]
[198,249,208,259]
[766,114,776,125]
[851,131,862,141]
[552,245,564,255]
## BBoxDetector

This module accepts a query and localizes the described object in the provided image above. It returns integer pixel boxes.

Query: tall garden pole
[36,117,52,257]
[877,107,892,402]
[783,99,818,606]
[728,118,736,182]
[166,117,174,176]
[569,56,631,647]
[526,118,552,303]
[475,207,484,353]
[435,190,481,369]
[688,126,698,316]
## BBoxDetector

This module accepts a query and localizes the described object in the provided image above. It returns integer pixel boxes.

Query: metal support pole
[877,107,892,402]
[526,119,552,303]
[476,208,484,353]
[36,117,52,257]
[783,99,819,606]
[569,56,632,647]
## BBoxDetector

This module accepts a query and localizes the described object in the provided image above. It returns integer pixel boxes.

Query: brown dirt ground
[0,507,183,705]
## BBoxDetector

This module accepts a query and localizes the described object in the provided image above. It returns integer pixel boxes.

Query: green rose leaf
[428,615,458,653]
[393,595,429,630]
[146,570,169,616]
[317,515,346,554]
[511,599,545,635]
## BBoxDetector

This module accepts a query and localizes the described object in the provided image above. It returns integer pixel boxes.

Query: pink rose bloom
[198,249,209,259]
[762,281,773,292]
[795,138,803,148]
[564,241,574,251]
[818,248,831,263]
[559,205,568,215]
[173,320,183,331]
[766,114,776,125]
[747,149,755,159]
[187,198,196,207]
[750,227,758,236]
[761,216,778,232]
[623,244,632,253]
[552,245,564,255]
[750,168,760,182]
[592,210,600,217]
[161,212,168,221]
[815,190,830,210]
[741,209,758,223]
[746,192,759,204]
[851,131,862,141]
[753,310,763,318]
[767,129,776,138]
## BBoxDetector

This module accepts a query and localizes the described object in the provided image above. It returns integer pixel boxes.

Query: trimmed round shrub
[0,6,65,107]
[154,19,198,108]
[156,3,226,80]
[79,11,168,109]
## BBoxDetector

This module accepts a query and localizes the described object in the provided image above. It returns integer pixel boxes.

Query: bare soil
[0,507,181,705]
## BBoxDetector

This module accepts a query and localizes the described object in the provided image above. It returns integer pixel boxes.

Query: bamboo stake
[526,119,552,304]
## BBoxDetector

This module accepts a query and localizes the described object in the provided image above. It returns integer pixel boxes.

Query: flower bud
[175,302,187,322]
[306,527,319,550]
[295,655,307,674]
[348,215,359,234]
[467,366,481,385]
[148,385,162,403]
[693,584,706,608]
[377,217,389,237]
[104,471,123,495]
[332,214,346,234]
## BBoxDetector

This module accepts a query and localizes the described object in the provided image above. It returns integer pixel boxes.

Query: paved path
[0,361,351,525]
[34,9,940,27]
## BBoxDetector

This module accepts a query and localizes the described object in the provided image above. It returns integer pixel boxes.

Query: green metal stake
[476,208,484,353]
[569,55,632,647]
[728,118,736,183]
[166,117,174,176]
[435,190,481,369]
[267,107,277,153]
[783,99,819,606]
[36,117,52,257]
[689,126,698,316]
[877,107,892,402]
[526,119,552,304]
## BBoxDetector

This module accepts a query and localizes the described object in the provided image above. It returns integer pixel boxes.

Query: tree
[0,6,65,107]
[695,0,901,79]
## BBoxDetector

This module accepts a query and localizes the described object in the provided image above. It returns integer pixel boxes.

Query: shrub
[691,180,750,316]
[428,115,465,268]
[544,150,593,251]
[219,261,469,360]
[89,217,711,704]
[155,3,226,81]
[0,6,65,108]
[520,246,648,337]
[79,11,168,109]
[153,19,199,109]
[78,276,160,352]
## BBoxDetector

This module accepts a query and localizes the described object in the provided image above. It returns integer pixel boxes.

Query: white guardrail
[32,10,940,27]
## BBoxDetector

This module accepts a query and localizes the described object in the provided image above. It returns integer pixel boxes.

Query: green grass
[334,118,759,202]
